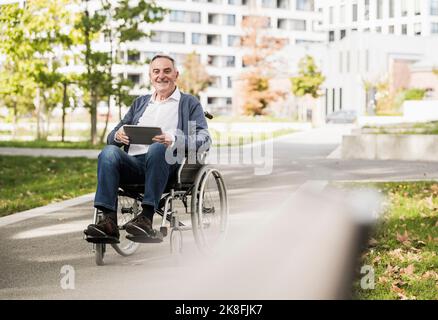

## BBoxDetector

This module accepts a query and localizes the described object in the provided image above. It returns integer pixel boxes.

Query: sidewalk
[0,147,100,158]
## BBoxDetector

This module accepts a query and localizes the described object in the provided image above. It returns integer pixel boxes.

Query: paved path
[1,124,438,299]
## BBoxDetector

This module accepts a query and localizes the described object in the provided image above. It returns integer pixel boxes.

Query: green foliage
[291,55,325,98]
[75,0,167,144]
[403,88,426,101]
[0,0,79,139]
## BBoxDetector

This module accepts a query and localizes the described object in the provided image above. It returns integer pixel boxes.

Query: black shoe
[125,215,163,243]
[125,215,154,237]
[84,216,120,243]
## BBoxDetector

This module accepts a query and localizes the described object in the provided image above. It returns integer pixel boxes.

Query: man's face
[149,57,179,96]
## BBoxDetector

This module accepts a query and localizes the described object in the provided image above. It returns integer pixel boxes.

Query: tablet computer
[123,125,163,145]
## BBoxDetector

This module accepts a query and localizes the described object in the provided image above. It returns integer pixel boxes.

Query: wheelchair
[87,149,229,266]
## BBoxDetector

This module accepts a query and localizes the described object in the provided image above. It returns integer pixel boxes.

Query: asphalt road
[1,124,438,299]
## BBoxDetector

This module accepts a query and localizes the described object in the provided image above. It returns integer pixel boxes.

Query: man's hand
[152,133,174,147]
[115,126,130,145]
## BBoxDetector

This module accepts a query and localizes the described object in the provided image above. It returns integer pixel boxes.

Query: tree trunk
[61,81,68,142]
[12,102,17,140]
[99,96,111,144]
[36,87,41,140]
[91,93,98,145]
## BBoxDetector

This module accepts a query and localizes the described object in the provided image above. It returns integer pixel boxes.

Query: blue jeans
[94,143,180,214]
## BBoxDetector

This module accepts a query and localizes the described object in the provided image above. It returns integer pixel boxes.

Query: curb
[0,193,95,228]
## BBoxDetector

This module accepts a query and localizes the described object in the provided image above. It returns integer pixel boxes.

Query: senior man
[84,54,211,243]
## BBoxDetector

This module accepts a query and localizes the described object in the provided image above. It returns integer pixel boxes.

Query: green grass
[0,155,97,217]
[345,181,438,300]
[0,140,105,149]
[363,121,438,135]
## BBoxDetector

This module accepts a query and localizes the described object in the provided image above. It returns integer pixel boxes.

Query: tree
[291,55,325,99]
[291,55,325,123]
[239,16,287,116]
[178,52,211,99]
[76,0,167,144]
[0,4,36,137]
[0,0,78,140]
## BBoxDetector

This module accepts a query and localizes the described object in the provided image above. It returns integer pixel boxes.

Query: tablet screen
[123,125,163,145]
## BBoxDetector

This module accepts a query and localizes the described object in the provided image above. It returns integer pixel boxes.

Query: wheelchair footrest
[126,233,163,243]
[84,234,120,244]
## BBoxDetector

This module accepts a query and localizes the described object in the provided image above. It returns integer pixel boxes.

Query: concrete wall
[342,134,438,161]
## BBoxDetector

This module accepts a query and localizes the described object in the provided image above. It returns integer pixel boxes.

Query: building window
[296,0,314,11]
[210,76,222,89]
[228,0,248,5]
[227,35,240,47]
[192,33,221,46]
[225,14,236,26]
[151,31,185,44]
[277,0,289,9]
[127,50,140,62]
[401,24,408,34]
[291,19,307,31]
[431,23,438,33]
[376,26,382,33]
[352,3,358,22]
[340,29,346,39]
[401,0,408,17]
[227,76,233,88]
[170,10,201,23]
[339,88,343,110]
[431,0,438,15]
[207,34,221,45]
[389,0,395,18]
[414,23,422,35]
[127,74,141,85]
[364,0,370,20]
[388,25,395,33]
[261,0,275,8]
[225,56,235,67]
[329,30,335,42]
[377,0,383,19]
[414,0,421,15]
[332,88,335,112]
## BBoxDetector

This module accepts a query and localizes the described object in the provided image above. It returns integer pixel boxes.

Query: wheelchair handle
[204,111,213,120]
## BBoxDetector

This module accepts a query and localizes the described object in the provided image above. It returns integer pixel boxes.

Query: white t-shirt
[127,88,180,156]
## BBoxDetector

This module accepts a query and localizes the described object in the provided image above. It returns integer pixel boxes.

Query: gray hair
[150,54,176,67]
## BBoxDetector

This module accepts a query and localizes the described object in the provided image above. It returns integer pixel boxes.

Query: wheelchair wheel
[111,195,141,257]
[191,167,228,254]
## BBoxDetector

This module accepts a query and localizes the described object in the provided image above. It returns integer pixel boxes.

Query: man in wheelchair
[84,54,211,244]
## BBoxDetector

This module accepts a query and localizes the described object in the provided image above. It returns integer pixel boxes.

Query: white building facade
[97,0,325,115]
[310,0,438,117]
[316,0,438,42]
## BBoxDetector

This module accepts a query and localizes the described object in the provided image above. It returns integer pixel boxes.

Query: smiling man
[84,54,211,243]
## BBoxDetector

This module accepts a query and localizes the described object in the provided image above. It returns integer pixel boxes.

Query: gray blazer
[107,93,211,153]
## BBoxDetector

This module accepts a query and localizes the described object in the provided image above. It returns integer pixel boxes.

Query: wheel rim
[195,169,228,252]
[111,195,140,256]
